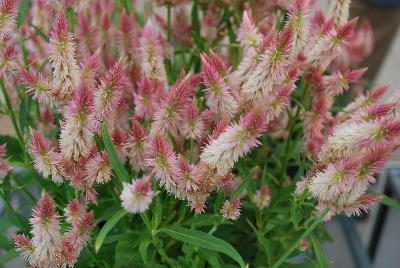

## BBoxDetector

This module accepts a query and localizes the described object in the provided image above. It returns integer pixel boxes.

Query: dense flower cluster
[0,0,394,266]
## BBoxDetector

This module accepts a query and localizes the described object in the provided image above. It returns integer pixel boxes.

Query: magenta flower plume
[201,52,238,118]
[60,83,95,161]
[287,0,311,53]
[0,41,17,76]
[127,118,149,171]
[21,69,55,105]
[0,0,17,39]
[252,184,271,209]
[319,118,400,163]
[140,19,167,82]
[220,198,241,220]
[306,18,357,70]
[177,156,199,192]
[237,10,262,55]
[201,109,267,175]
[15,234,35,264]
[30,130,63,183]
[328,0,351,26]
[94,63,125,122]
[48,12,80,101]
[85,150,112,185]
[146,134,181,197]
[120,175,154,213]
[323,67,367,96]
[152,70,197,136]
[29,191,61,267]
[81,50,101,88]
[64,198,87,225]
[182,98,204,140]
[340,194,381,217]
[309,159,357,201]
[243,26,294,100]
[134,75,163,120]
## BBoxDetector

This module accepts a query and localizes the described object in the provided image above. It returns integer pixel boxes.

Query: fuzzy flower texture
[0,0,393,265]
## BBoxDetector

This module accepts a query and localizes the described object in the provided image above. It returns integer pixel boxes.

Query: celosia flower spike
[140,19,167,82]
[48,11,80,102]
[94,63,125,122]
[0,0,17,39]
[21,70,54,105]
[252,184,271,209]
[237,10,262,55]
[133,75,162,120]
[30,130,63,183]
[220,198,241,220]
[127,118,149,171]
[85,150,112,185]
[328,0,351,26]
[120,175,154,213]
[287,0,311,53]
[201,109,267,175]
[29,191,61,267]
[60,83,95,161]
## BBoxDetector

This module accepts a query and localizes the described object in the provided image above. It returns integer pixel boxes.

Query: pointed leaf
[102,124,129,181]
[139,239,151,263]
[160,226,245,267]
[95,209,128,252]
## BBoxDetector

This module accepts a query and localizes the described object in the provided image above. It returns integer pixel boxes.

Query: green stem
[12,174,35,202]
[0,80,24,146]
[272,208,329,268]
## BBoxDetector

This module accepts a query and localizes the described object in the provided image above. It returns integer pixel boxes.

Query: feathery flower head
[146,133,180,196]
[94,63,125,122]
[182,98,204,140]
[309,159,357,201]
[237,10,262,54]
[81,49,101,87]
[62,211,94,253]
[21,70,54,105]
[323,67,367,96]
[60,83,95,161]
[85,150,112,185]
[201,109,267,175]
[120,175,154,213]
[306,18,357,70]
[0,0,17,39]
[252,184,271,209]
[177,156,199,192]
[14,234,35,264]
[201,53,238,118]
[111,128,128,163]
[29,191,61,266]
[127,118,148,171]
[220,198,241,220]
[30,130,63,184]
[187,192,208,214]
[351,103,394,122]
[140,19,167,82]
[243,26,294,100]
[0,41,17,75]
[319,118,400,163]
[64,198,87,225]
[287,0,311,53]
[134,75,162,120]
[48,11,80,101]
[340,194,381,217]
[152,70,196,136]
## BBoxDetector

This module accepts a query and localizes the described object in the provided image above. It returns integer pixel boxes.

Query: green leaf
[160,226,245,267]
[272,208,330,268]
[102,124,129,182]
[16,0,29,28]
[0,249,19,265]
[152,194,162,229]
[138,239,151,263]
[311,234,329,267]
[95,209,128,252]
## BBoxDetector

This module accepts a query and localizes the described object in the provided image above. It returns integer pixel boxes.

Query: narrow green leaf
[16,0,29,28]
[310,234,329,267]
[138,239,151,263]
[0,249,19,265]
[160,226,245,267]
[102,124,129,181]
[152,194,162,229]
[95,209,128,252]
[232,180,249,199]
[272,208,330,268]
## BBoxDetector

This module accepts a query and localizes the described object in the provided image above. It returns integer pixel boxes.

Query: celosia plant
[0,0,397,267]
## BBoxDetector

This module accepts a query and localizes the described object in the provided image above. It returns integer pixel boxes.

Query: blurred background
[2,0,400,267]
